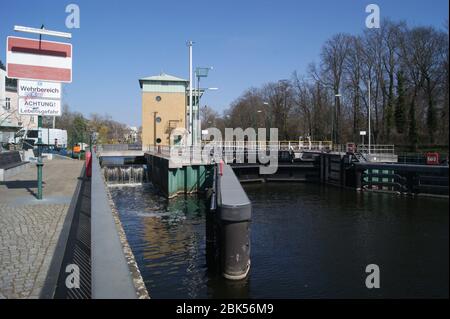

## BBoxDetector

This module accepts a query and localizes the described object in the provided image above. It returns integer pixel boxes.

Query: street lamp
[331,93,341,146]
[368,79,371,154]
[257,102,273,142]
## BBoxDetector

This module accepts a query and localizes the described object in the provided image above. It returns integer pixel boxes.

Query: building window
[156,138,162,144]
[155,96,162,102]
[155,116,162,123]
[30,116,34,123]
[4,97,11,110]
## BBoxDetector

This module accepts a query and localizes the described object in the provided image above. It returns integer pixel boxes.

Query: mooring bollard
[217,164,251,280]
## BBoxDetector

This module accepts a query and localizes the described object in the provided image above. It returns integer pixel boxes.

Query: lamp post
[260,102,272,142]
[197,87,217,144]
[153,111,158,147]
[187,41,194,146]
[368,79,371,155]
[333,93,341,147]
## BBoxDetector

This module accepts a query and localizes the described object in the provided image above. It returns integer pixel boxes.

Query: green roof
[139,72,188,88]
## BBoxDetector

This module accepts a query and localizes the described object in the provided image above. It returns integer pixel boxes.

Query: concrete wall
[91,153,138,298]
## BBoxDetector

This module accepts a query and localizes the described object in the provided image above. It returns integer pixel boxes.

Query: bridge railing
[145,140,333,165]
[147,144,211,164]
[357,144,395,155]
[97,144,142,152]
[201,140,332,152]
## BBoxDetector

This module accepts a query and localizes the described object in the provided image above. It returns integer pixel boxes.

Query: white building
[0,69,37,145]
[125,126,139,144]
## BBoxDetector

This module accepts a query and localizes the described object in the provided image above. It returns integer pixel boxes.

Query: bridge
[96,144,145,157]
[97,141,397,164]
[96,142,447,197]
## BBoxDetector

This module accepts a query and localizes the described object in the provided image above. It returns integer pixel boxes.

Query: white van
[11,128,68,148]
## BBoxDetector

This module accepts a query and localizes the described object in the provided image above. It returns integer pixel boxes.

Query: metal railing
[145,142,395,158]
[145,140,333,165]
[200,140,332,151]
[356,144,395,155]
[97,144,142,152]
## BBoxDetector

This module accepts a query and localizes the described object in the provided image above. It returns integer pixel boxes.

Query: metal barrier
[145,140,333,164]
[97,144,142,152]
[357,144,395,155]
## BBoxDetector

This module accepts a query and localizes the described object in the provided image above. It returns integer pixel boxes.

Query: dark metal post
[89,132,92,153]
[37,115,43,199]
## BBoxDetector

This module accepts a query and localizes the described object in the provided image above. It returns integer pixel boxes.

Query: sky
[1,0,448,127]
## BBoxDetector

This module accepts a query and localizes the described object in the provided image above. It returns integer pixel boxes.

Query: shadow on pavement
[0,180,46,199]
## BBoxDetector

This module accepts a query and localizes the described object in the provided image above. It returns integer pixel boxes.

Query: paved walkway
[0,158,84,299]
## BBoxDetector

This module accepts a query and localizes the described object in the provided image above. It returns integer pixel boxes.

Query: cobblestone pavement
[0,159,83,299]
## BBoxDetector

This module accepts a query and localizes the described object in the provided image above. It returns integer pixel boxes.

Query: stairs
[354,152,367,163]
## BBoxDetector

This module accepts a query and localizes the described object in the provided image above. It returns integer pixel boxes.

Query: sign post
[36,116,43,199]
[7,26,72,200]
[360,130,367,146]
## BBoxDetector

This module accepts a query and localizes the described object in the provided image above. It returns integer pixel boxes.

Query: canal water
[109,182,449,298]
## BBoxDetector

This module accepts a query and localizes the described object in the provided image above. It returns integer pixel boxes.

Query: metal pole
[188,41,193,146]
[199,76,201,146]
[37,115,43,199]
[368,79,371,155]
[153,111,157,146]
[331,96,334,145]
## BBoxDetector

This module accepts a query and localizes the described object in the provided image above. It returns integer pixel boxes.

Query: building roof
[139,72,188,88]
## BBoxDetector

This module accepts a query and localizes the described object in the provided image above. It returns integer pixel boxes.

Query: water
[109,182,449,299]
[103,165,146,184]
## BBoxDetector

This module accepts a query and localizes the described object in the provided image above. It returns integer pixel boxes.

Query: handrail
[357,144,395,155]
[97,144,142,152]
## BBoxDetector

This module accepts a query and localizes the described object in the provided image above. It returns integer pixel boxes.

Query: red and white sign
[19,98,61,116]
[426,152,440,165]
[6,36,72,83]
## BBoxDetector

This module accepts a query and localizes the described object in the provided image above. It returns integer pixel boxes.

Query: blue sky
[1,0,448,126]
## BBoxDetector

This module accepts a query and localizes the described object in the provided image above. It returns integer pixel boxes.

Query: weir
[102,165,146,185]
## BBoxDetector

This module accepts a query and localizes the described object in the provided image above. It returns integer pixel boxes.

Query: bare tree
[311,33,351,144]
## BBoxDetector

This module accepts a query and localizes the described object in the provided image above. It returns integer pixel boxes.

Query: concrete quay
[0,158,84,299]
